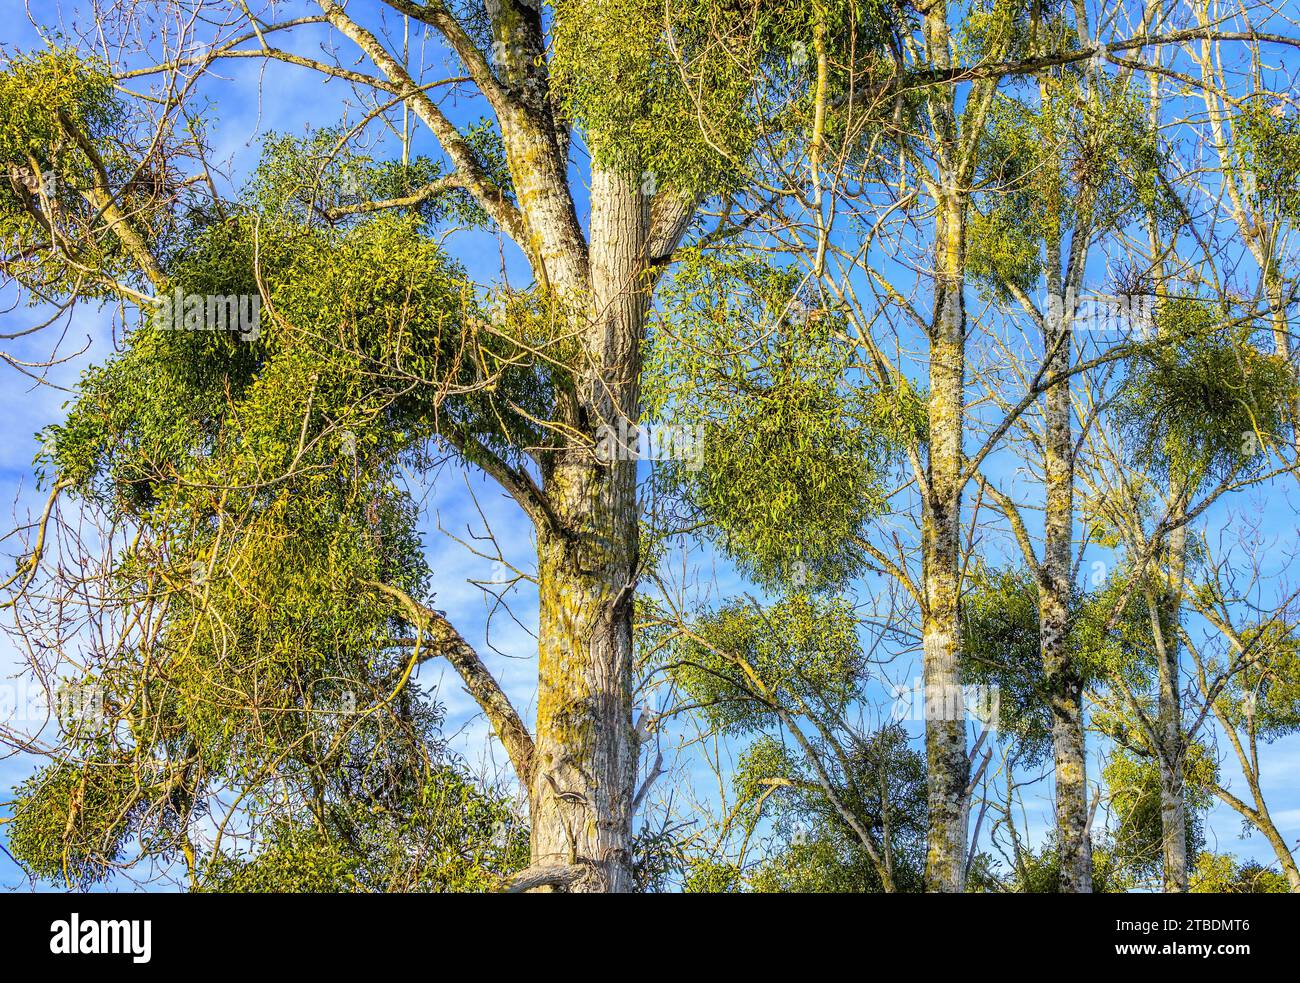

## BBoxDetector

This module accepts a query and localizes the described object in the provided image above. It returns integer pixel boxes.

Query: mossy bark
[922,188,971,893]
[1157,507,1189,893]
[531,491,638,891]
[1041,287,1091,892]
[528,168,649,892]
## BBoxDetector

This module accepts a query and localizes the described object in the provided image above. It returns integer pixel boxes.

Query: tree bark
[916,0,975,893]
[1040,286,1091,892]
[1157,503,1189,893]
[529,168,649,892]
[1144,44,1189,891]
[922,186,971,893]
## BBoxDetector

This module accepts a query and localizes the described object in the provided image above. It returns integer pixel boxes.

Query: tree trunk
[1145,56,1188,890]
[922,187,971,893]
[1157,503,1189,893]
[528,167,649,892]
[1157,735,1188,893]
[1041,289,1091,892]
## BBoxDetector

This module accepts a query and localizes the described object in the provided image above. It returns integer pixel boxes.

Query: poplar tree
[0,0,895,892]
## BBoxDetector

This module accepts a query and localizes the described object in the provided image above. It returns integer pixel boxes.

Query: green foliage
[961,566,1125,764]
[747,829,879,893]
[6,751,151,887]
[550,0,745,190]
[967,206,1043,304]
[551,0,900,191]
[969,74,1165,303]
[664,594,863,735]
[1232,101,1300,221]
[629,824,687,893]
[1008,839,1137,893]
[1215,621,1300,739]
[1104,742,1216,880]
[1072,572,1168,688]
[647,249,910,588]
[1117,299,1296,486]
[0,49,131,295]
[956,0,1073,65]
[16,142,563,889]
[690,373,886,587]
[732,733,799,802]
[246,125,508,228]
[44,208,554,499]
[0,49,117,160]
[961,566,1053,761]
[203,767,527,893]
[682,857,744,893]
[737,726,928,892]
[1190,852,1291,893]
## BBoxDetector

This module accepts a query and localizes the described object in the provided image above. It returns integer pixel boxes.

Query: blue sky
[2,0,1298,891]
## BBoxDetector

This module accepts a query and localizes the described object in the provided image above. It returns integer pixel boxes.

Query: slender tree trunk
[529,167,649,892]
[922,186,971,893]
[913,0,1027,890]
[1143,45,1189,890]
[1157,502,1189,893]
[1041,287,1091,891]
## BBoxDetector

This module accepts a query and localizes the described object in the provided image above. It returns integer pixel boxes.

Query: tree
[966,35,1163,889]
[0,0,903,893]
